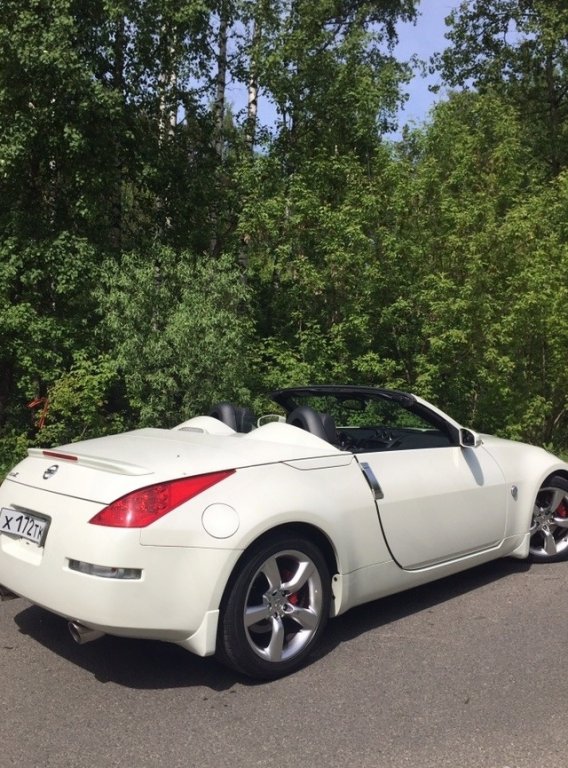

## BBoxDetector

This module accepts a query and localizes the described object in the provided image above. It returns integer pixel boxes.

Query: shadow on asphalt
[10,557,531,691]
[316,557,530,657]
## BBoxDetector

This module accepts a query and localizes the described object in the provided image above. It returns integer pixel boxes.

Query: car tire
[217,533,330,679]
[529,475,568,562]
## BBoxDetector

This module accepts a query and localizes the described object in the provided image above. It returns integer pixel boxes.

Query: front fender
[481,436,568,540]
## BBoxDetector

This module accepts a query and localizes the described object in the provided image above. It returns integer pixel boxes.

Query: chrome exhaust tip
[68,621,104,645]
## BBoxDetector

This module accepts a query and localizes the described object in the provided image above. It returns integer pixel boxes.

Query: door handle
[359,462,384,500]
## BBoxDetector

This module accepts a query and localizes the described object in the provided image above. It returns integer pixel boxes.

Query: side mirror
[460,428,482,448]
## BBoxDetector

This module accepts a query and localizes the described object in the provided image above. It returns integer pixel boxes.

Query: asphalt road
[1,557,567,768]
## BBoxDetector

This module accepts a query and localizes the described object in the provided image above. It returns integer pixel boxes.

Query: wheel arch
[529,471,568,562]
[515,466,568,541]
[218,522,339,615]
[542,469,568,487]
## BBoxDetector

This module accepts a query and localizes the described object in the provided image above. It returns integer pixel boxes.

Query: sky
[394,0,463,130]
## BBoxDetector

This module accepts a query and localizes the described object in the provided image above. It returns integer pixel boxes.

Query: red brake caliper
[556,500,568,518]
[282,568,300,605]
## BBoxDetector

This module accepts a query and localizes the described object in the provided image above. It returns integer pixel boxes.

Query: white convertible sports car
[1,385,567,678]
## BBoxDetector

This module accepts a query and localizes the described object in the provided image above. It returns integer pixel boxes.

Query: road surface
[1,557,566,768]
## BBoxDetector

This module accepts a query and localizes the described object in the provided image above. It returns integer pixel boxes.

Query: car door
[358,443,508,570]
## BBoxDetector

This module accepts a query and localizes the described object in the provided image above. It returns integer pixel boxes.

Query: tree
[233,1,419,388]
[495,172,568,448]
[435,0,568,175]
[256,0,416,161]
[0,0,223,441]
[100,248,255,425]
[380,90,543,431]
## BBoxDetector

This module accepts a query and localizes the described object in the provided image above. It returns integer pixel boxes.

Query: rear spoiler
[27,448,151,477]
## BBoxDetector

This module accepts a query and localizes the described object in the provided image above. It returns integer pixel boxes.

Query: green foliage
[375,90,568,451]
[2,0,568,466]
[435,0,568,175]
[33,353,125,446]
[237,149,392,374]
[0,431,29,481]
[100,248,255,425]
[379,92,538,428]
[0,234,102,429]
[254,0,416,158]
[495,172,568,448]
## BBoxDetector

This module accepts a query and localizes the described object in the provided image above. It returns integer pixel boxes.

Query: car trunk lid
[5,426,339,504]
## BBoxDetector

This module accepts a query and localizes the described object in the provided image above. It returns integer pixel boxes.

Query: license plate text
[0,507,49,545]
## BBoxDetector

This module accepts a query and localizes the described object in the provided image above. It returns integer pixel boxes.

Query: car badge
[43,464,59,480]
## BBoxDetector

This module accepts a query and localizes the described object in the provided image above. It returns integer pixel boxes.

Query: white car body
[1,385,567,678]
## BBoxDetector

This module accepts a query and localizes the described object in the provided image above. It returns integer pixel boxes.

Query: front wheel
[217,534,331,679]
[529,475,568,562]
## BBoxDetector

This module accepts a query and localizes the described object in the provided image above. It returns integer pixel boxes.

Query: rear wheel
[217,534,330,679]
[529,475,568,562]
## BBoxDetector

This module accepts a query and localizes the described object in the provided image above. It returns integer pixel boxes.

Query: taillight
[89,470,235,528]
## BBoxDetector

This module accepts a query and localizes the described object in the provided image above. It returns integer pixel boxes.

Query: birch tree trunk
[246,16,261,154]
[214,4,229,161]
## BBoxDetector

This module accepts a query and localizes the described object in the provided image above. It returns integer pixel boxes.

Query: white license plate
[0,507,49,545]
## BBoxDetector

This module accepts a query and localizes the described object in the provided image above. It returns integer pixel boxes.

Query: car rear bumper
[0,481,240,655]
